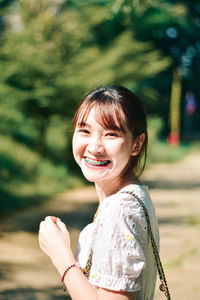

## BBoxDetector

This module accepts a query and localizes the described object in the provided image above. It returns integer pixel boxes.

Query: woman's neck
[95,176,139,203]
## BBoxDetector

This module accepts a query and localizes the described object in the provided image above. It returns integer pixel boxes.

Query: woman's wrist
[52,248,76,276]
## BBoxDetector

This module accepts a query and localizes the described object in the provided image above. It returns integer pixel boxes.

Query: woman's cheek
[106,139,124,152]
[72,135,80,156]
[73,141,85,165]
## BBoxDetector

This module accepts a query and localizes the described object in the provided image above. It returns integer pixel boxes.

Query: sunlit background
[0,0,200,299]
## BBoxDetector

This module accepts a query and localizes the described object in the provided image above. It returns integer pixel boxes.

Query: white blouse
[75,184,159,300]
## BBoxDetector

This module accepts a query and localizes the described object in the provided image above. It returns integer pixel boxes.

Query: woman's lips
[84,157,110,166]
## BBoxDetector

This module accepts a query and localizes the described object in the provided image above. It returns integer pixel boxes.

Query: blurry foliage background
[0,0,200,212]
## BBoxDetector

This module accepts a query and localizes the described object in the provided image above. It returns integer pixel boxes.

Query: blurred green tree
[1,0,88,154]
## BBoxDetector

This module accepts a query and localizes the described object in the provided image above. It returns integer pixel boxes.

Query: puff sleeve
[88,193,148,292]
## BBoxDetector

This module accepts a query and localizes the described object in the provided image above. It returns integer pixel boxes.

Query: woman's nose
[87,136,104,155]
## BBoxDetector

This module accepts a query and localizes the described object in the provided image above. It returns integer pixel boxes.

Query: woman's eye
[78,129,90,134]
[106,132,119,137]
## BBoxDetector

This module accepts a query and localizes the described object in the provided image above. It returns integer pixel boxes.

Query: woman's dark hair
[73,85,148,180]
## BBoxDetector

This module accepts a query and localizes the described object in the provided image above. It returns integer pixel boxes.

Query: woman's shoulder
[107,183,149,205]
[99,184,150,218]
[120,183,149,197]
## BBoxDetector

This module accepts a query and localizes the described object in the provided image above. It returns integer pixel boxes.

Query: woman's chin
[81,173,103,183]
[81,170,109,184]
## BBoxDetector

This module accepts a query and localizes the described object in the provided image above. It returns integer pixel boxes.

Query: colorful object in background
[185,92,196,116]
[167,132,179,145]
[168,68,182,145]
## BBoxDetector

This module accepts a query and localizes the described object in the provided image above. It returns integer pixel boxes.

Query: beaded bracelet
[61,263,80,292]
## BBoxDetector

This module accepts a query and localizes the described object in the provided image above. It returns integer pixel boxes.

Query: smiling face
[72,106,135,186]
[72,86,147,190]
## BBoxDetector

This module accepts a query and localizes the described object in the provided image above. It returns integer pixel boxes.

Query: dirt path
[0,150,200,299]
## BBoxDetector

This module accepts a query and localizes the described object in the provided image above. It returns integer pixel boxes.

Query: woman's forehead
[77,105,126,131]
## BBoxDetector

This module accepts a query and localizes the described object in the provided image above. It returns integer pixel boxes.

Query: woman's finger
[56,218,67,233]
[48,216,58,223]
[39,220,46,231]
[45,216,62,232]
[45,216,55,222]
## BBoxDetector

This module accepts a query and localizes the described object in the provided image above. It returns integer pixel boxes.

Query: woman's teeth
[84,157,110,166]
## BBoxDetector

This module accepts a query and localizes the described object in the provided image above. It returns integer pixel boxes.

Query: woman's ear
[131,133,145,156]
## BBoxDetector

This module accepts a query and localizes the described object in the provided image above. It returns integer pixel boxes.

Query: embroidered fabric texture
[75,184,160,300]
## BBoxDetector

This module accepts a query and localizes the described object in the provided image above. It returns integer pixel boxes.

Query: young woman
[39,86,160,300]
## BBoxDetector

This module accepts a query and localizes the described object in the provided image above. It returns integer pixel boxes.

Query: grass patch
[168,247,199,268]
[147,140,191,165]
[182,215,200,227]
[147,116,193,166]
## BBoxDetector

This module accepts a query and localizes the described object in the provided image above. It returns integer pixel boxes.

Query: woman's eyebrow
[77,122,91,128]
[102,123,125,132]
[107,125,121,131]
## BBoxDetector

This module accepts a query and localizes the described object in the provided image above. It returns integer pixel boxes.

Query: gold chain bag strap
[83,191,171,300]
[122,191,171,300]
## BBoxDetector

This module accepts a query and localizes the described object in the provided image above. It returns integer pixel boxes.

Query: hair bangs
[73,101,95,128]
[95,103,126,132]
[73,100,126,133]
